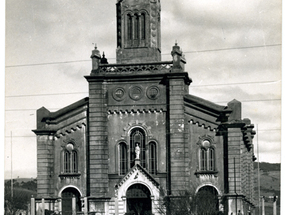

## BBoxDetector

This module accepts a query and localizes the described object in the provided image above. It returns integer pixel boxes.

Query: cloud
[5,0,282,178]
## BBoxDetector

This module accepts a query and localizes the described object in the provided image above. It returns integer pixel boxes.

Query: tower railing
[97,61,173,74]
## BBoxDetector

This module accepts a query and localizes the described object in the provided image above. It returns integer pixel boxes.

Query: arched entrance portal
[195,186,219,215]
[61,187,81,215]
[126,184,152,215]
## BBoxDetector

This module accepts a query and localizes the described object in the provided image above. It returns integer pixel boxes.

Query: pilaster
[87,77,109,197]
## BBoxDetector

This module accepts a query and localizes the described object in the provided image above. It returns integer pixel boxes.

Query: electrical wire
[5,44,281,68]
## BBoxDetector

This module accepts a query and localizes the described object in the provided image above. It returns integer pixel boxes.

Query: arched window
[130,128,146,168]
[119,142,128,175]
[199,140,216,172]
[134,14,139,39]
[63,143,78,173]
[149,142,157,174]
[141,13,146,39]
[127,14,132,40]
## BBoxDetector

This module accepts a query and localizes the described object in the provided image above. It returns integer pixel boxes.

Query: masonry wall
[37,134,54,197]
[88,80,109,197]
[227,128,243,194]
[168,77,189,193]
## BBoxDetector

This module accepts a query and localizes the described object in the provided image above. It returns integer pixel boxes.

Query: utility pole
[11,131,13,199]
[256,124,260,215]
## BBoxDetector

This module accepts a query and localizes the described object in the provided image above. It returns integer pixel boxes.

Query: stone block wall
[88,80,109,196]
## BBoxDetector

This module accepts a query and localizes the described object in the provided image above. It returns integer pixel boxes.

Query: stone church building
[32,1,256,215]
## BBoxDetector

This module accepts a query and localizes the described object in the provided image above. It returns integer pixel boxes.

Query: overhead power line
[5,98,281,112]
[5,44,281,68]
[191,80,281,88]
[6,92,88,98]
[182,44,281,54]
[5,80,281,98]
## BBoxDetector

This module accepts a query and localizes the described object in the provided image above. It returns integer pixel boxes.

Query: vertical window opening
[149,142,157,174]
[72,151,78,173]
[64,151,71,173]
[200,148,207,171]
[209,148,215,171]
[119,143,128,175]
[134,14,139,39]
[127,14,132,40]
[141,13,146,39]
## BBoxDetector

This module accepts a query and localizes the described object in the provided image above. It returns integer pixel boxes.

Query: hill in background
[4,162,281,214]
[254,162,281,215]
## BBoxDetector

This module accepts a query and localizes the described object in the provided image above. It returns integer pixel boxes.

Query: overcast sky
[5,0,282,179]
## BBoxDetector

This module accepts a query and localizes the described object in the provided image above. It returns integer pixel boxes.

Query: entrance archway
[61,187,81,215]
[126,184,152,215]
[195,186,219,215]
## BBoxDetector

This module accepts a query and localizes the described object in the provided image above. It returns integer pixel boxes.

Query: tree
[4,179,36,215]
[156,186,221,215]
[156,189,195,215]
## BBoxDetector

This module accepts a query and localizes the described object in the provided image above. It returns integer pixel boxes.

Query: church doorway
[61,187,81,215]
[195,186,219,215]
[126,184,152,215]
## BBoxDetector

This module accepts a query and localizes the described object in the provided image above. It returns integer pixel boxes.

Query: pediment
[116,164,160,200]
[118,164,159,189]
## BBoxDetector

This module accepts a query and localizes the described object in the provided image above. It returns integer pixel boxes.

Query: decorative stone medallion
[147,86,160,100]
[113,87,126,101]
[129,86,143,101]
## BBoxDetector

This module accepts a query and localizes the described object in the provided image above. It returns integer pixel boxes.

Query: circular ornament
[113,87,126,101]
[129,86,143,101]
[201,140,210,148]
[66,143,74,152]
[147,86,160,100]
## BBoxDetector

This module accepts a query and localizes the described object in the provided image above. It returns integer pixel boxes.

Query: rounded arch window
[198,138,216,172]
[63,143,78,173]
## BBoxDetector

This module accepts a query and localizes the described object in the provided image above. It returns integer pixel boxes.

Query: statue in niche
[135,143,140,159]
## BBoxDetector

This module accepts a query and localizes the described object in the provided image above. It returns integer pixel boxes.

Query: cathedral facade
[32,1,256,215]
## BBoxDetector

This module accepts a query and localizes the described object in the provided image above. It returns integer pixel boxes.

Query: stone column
[273,196,278,215]
[261,196,265,215]
[58,198,62,214]
[72,195,76,215]
[84,197,88,215]
[41,198,45,215]
[31,196,35,215]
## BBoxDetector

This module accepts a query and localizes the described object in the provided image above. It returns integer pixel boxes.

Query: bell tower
[116,0,161,63]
